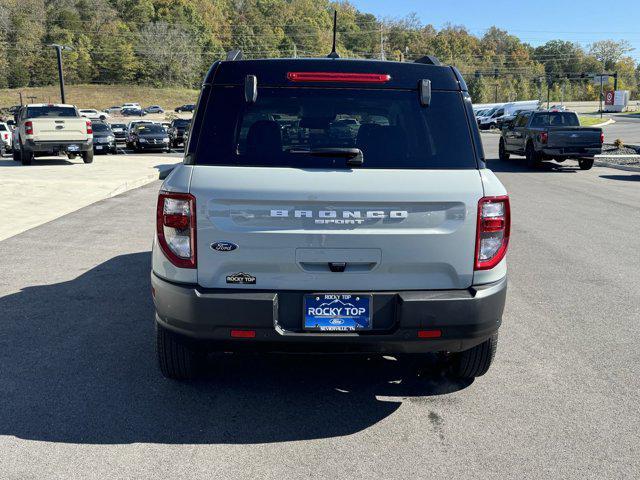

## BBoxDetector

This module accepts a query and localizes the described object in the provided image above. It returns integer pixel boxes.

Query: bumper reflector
[231,330,256,338]
[418,330,442,339]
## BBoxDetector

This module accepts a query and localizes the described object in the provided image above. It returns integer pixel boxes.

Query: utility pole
[493,68,499,103]
[538,77,543,103]
[293,44,297,59]
[19,92,24,106]
[47,44,73,103]
[379,24,385,60]
[599,73,604,119]
[546,78,551,109]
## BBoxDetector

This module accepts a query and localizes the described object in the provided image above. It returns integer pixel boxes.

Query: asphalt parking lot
[0,148,182,241]
[1,134,639,479]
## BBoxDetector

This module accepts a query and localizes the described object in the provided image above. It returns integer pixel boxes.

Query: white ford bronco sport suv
[151,55,510,381]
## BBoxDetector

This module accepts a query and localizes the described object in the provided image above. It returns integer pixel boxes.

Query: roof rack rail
[225,49,243,61]
[414,55,442,66]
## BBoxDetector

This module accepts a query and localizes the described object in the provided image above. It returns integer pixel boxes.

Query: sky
[350,0,640,61]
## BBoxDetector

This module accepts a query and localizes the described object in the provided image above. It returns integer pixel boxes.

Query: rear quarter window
[194,86,478,169]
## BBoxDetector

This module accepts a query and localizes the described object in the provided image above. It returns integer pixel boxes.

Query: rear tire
[498,138,510,160]
[578,158,594,170]
[450,334,498,379]
[13,147,21,162]
[156,322,204,380]
[81,150,93,164]
[21,146,33,165]
[525,142,540,168]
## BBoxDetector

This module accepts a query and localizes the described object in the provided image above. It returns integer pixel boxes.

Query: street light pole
[48,44,73,104]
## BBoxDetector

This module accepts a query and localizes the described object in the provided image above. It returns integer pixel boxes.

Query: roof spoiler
[414,55,442,66]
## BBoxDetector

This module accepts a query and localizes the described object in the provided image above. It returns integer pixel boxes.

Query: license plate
[303,294,372,331]
[67,144,80,152]
[95,145,103,150]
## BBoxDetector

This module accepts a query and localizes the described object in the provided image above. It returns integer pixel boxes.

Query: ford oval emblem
[329,318,345,325]
[211,242,238,252]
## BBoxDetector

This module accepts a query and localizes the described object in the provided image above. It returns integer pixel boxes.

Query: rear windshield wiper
[287,148,364,166]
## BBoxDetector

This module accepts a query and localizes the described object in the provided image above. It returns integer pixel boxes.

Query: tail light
[86,120,92,134]
[539,132,548,144]
[287,72,391,83]
[475,196,510,270]
[2,133,7,140]
[156,192,196,268]
[25,121,33,135]
[600,131,604,143]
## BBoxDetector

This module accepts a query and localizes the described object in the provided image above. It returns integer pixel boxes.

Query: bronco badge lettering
[270,209,408,225]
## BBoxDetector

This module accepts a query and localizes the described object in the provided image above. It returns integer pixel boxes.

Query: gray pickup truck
[499,110,603,170]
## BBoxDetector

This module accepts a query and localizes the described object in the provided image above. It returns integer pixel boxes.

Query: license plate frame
[303,293,372,332]
[67,144,80,152]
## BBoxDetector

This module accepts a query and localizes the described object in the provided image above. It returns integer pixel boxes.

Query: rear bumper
[136,143,169,151]
[151,273,507,354]
[25,139,92,153]
[542,146,601,157]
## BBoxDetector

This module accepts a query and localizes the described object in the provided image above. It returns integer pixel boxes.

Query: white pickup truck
[12,104,93,165]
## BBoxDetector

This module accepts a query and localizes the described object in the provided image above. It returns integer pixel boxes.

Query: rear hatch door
[192,167,483,291]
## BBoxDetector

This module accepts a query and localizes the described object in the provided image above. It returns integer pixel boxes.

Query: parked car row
[0,105,191,160]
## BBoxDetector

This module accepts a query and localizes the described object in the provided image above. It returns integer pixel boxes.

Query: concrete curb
[106,164,176,198]
[592,118,615,127]
[594,160,640,173]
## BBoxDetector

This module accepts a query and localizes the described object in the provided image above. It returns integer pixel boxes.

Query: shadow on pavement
[487,158,578,173]
[0,157,75,167]
[599,174,640,182]
[0,252,470,445]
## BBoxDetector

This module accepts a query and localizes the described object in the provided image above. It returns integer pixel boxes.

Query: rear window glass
[531,112,579,127]
[136,124,165,133]
[0,124,7,131]
[173,119,190,127]
[92,123,110,132]
[27,106,77,118]
[195,87,477,169]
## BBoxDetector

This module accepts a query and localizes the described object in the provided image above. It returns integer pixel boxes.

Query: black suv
[168,118,191,147]
[174,104,195,113]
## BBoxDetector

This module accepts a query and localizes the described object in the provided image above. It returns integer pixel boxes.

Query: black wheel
[525,142,540,168]
[498,138,510,160]
[450,334,498,379]
[81,150,93,164]
[12,147,20,162]
[21,147,33,165]
[578,158,594,170]
[100,115,106,121]
[156,322,204,380]
[134,142,141,153]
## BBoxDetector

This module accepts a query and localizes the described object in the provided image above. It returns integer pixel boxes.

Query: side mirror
[245,75,258,103]
[419,79,431,107]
